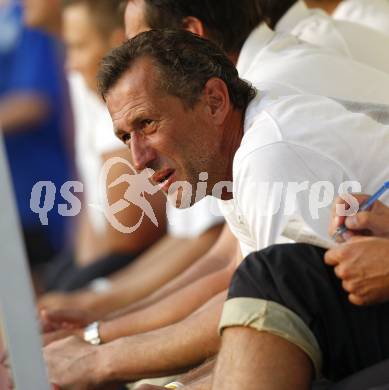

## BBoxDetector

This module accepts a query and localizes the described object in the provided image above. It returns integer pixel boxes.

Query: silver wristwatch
[83,321,101,345]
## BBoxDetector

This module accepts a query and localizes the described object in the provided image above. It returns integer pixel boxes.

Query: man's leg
[215,243,389,386]
[213,327,312,390]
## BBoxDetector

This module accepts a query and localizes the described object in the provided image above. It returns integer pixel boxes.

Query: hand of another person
[325,236,389,305]
[329,194,389,241]
[40,308,96,333]
[136,385,166,390]
[38,291,96,314]
[38,292,76,312]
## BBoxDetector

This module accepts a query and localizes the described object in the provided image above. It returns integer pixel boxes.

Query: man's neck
[218,108,245,200]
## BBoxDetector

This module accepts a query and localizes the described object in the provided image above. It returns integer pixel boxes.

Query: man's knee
[219,297,322,376]
[220,244,328,377]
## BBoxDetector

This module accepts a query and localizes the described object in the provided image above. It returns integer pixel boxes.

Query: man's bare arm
[39,224,222,316]
[44,292,227,387]
[99,264,234,342]
[107,224,239,318]
[42,226,238,344]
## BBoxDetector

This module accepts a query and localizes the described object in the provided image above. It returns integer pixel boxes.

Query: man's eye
[142,119,153,127]
[141,119,158,135]
[121,133,131,143]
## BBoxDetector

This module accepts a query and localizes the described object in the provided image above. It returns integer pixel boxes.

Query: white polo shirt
[238,24,389,105]
[333,0,389,38]
[168,20,389,240]
[220,93,389,257]
[275,1,389,75]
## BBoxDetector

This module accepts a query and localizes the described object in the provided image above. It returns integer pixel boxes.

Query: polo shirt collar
[237,23,275,76]
[275,1,311,33]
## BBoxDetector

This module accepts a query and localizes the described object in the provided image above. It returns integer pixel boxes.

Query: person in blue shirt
[0,1,73,268]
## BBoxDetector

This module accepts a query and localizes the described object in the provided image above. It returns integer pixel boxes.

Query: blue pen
[332,181,389,241]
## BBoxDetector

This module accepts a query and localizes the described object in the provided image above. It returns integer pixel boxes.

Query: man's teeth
[159,172,171,183]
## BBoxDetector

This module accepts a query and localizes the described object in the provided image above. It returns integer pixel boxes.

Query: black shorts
[220,243,389,382]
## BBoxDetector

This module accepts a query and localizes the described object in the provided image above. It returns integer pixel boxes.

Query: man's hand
[43,335,105,389]
[329,194,389,241]
[325,236,389,305]
[40,308,96,333]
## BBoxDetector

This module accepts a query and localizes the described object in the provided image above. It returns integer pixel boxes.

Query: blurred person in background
[41,0,167,292]
[333,0,389,37]
[262,0,389,75]
[0,0,73,273]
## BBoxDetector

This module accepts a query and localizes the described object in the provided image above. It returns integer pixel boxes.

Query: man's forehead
[106,58,161,118]
[110,57,157,95]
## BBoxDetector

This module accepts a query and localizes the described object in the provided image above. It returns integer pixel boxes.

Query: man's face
[125,0,149,39]
[63,3,115,92]
[106,57,222,207]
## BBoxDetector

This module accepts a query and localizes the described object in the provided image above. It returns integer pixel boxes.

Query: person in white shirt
[42,0,389,314]
[38,2,389,388]
[269,0,389,75]
[42,29,389,389]
[333,0,389,38]
[237,22,389,104]
[91,29,389,390]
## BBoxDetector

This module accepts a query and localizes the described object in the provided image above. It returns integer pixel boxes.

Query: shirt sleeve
[234,141,346,250]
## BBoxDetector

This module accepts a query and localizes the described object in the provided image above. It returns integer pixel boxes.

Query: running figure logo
[95,156,161,234]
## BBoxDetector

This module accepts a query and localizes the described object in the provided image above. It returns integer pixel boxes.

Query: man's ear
[203,78,231,126]
[181,16,205,37]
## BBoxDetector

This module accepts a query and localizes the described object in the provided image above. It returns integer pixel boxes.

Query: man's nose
[130,132,157,171]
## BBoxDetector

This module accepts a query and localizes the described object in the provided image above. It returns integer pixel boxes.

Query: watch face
[84,322,101,345]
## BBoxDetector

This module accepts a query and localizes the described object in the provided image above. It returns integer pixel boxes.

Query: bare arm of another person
[42,226,238,344]
[99,258,235,342]
[107,224,239,318]
[39,222,223,319]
